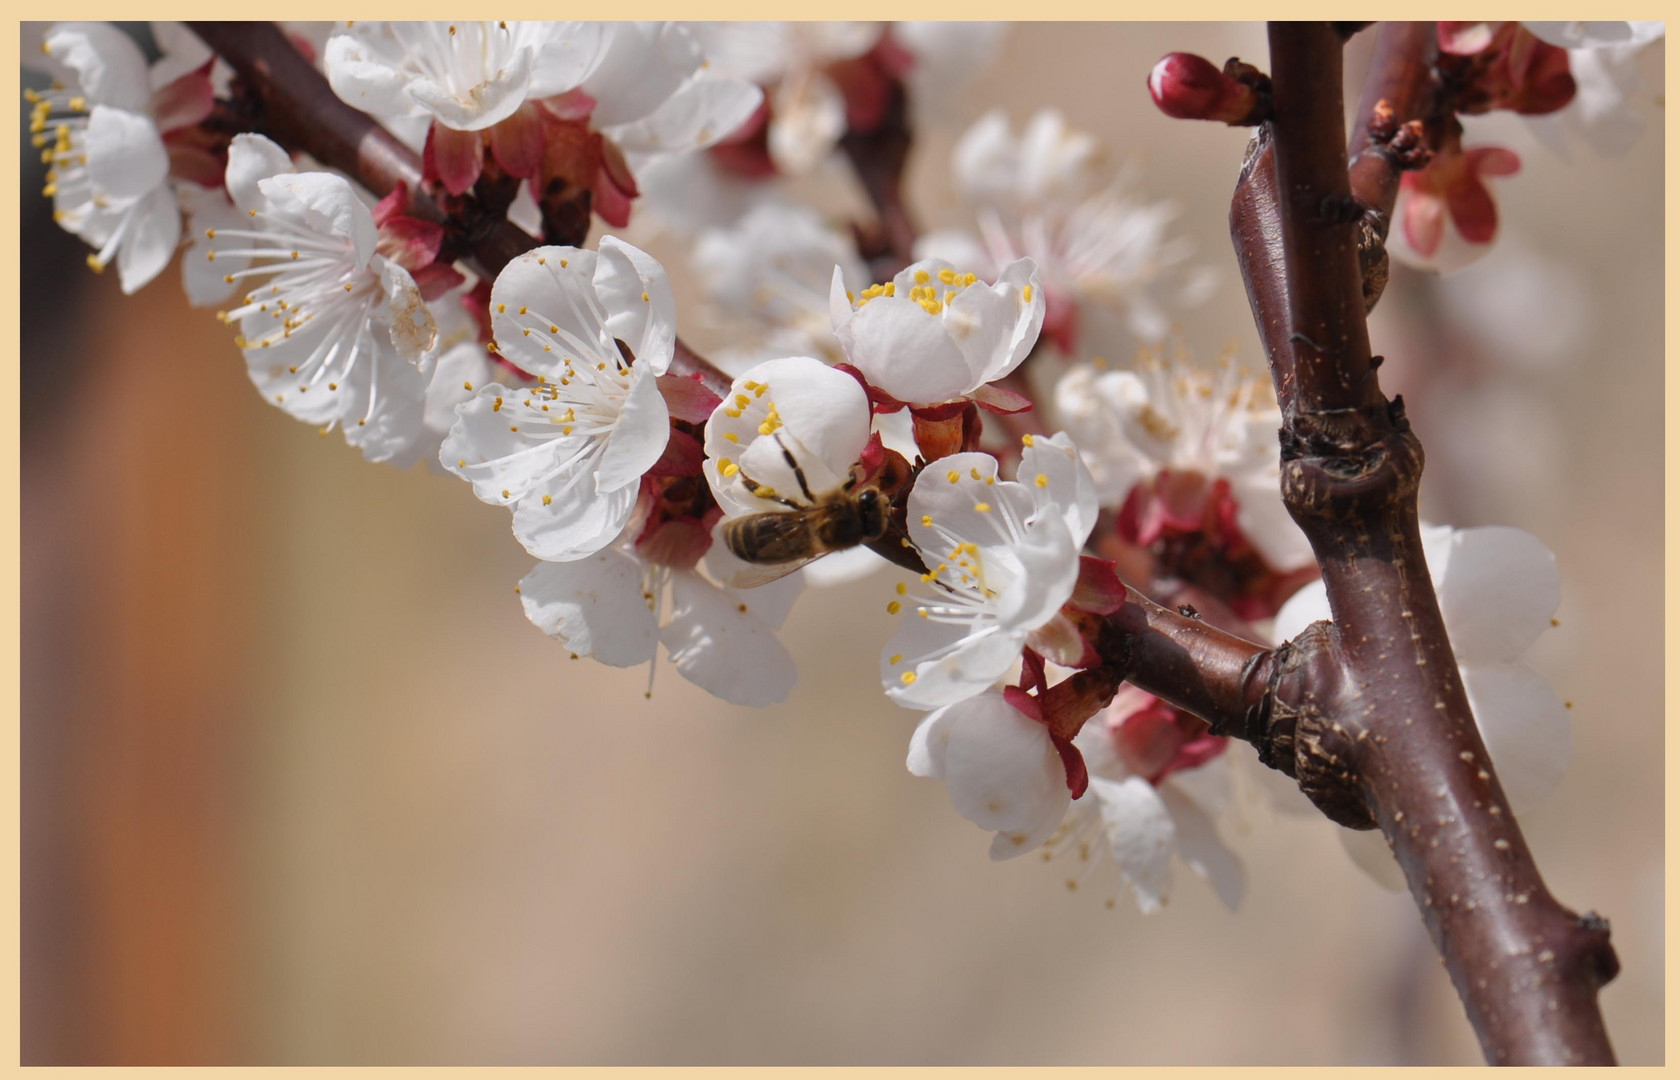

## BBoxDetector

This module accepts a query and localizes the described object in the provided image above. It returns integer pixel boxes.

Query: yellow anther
[887,600,901,614]
[720,461,739,477]
[501,489,510,498]
[519,305,528,314]
[1035,474,1049,488]
[890,653,903,664]
[734,394,750,408]
[970,467,983,480]
[497,303,505,313]
[723,432,738,443]
[549,324,558,333]
[458,459,466,467]
[642,291,649,302]
[463,381,473,391]
[895,582,908,595]
[85,254,104,273]
[946,470,960,483]
[937,268,956,285]
[921,514,932,527]
[1021,434,1035,447]
[560,259,567,268]
[1022,284,1034,302]
[974,502,991,513]
[542,495,553,506]
[900,671,917,684]
[914,269,930,285]
[963,272,978,286]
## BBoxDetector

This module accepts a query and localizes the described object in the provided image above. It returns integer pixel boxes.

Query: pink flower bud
[1147,52,1261,125]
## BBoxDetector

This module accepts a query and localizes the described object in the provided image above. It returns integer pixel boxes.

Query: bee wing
[717,555,820,589]
[707,517,821,589]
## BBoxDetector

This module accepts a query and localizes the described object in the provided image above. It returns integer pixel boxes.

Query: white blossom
[30,22,189,293]
[917,109,1214,355]
[689,22,883,175]
[692,202,868,369]
[1053,349,1312,575]
[1050,689,1244,913]
[703,356,871,518]
[208,134,437,464]
[890,22,1008,129]
[519,527,803,707]
[441,239,674,562]
[1274,524,1571,887]
[882,438,1095,710]
[907,689,1071,860]
[579,22,764,168]
[830,257,1044,406]
[324,22,607,133]
[1525,26,1667,158]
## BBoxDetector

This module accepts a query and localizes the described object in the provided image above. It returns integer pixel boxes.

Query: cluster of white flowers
[24,20,1591,916]
[917,109,1217,362]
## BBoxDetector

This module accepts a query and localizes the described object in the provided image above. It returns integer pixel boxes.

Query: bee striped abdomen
[724,510,825,565]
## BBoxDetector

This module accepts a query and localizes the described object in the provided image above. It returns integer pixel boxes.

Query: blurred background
[20,22,1664,1065]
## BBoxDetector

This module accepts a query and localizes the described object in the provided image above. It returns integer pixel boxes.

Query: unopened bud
[1148,52,1264,125]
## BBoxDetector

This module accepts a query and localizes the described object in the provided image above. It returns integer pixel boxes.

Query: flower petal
[1090,774,1175,914]
[84,105,168,201]
[113,184,179,294]
[661,570,798,706]
[45,22,152,112]
[937,690,1070,839]
[519,550,659,667]
[225,132,295,210]
[513,465,638,563]
[882,609,1025,710]
[594,363,670,493]
[1158,778,1245,910]
[1020,430,1099,548]
[594,236,675,376]
[833,285,974,405]
[1462,661,1571,815]
[1432,525,1561,664]
[489,246,602,378]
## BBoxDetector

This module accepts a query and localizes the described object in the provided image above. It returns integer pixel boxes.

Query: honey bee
[720,435,890,585]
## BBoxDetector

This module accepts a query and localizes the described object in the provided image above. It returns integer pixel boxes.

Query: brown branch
[1100,585,1270,734]
[185,21,734,396]
[839,77,917,280]
[1214,22,1618,1064]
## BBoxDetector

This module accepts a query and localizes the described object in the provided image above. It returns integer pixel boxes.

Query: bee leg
[739,469,802,509]
[773,432,816,503]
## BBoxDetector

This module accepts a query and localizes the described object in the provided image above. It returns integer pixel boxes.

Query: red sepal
[1051,736,1090,799]
[647,427,704,478]
[411,262,466,302]
[1070,556,1127,615]
[372,182,408,229]
[910,400,983,460]
[969,382,1034,414]
[1002,684,1043,724]
[425,121,485,196]
[657,374,725,424]
[376,215,446,271]
[1018,647,1048,696]
[834,362,908,413]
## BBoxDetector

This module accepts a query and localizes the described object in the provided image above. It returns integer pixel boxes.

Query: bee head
[856,487,888,541]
